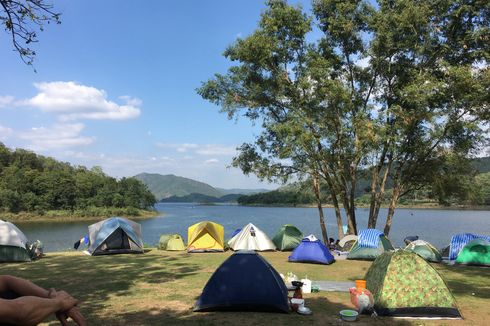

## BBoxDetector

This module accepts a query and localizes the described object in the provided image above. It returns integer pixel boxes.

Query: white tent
[228,223,276,251]
[0,220,31,262]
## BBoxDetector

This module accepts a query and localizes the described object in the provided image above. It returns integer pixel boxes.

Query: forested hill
[133,173,222,200]
[0,143,156,215]
[238,157,490,207]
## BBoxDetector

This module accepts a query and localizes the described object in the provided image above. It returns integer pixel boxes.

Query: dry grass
[1,250,488,325]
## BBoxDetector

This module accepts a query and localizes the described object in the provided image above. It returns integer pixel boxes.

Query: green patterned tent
[158,234,186,251]
[455,238,490,266]
[365,250,461,318]
[272,224,303,251]
[405,240,442,263]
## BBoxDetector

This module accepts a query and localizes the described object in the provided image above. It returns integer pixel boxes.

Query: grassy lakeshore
[1,250,488,325]
[0,209,160,223]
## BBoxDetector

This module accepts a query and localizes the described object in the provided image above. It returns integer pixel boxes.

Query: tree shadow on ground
[53,296,414,326]
[0,251,202,325]
[433,264,490,299]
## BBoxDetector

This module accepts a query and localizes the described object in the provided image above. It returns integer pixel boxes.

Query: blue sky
[0,0,311,189]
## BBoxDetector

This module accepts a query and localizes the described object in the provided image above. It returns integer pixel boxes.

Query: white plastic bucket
[301,278,312,294]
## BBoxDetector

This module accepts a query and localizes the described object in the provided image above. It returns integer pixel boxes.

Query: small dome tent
[405,240,442,263]
[347,229,394,261]
[194,250,289,313]
[0,220,31,262]
[87,217,143,256]
[158,234,186,251]
[288,235,334,264]
[187,221,224,252]
[365,250,461,318]
[338,234,358,251]
[449,233,490,261]
[455,238,490,266]
[228,223,276,251]
[272,224,303,251]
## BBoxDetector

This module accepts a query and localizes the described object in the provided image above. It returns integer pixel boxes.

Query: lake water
[16,203,490,252]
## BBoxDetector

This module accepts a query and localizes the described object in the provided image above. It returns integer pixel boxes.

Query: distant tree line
[238,167,490,207]
[0,143,156,214]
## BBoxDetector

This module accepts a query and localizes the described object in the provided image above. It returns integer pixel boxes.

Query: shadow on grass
[0,252,202,325]
[55,296,413,326]
[434,264,490,299]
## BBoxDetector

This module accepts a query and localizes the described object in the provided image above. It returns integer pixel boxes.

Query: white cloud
[18,123,95,150]
[204,158,219,165]
[196,144,236,156]
[0,95,14,108]
[22,81,141,121]
[156,142,199,152]
[0,125,13,140]
[156,143,236,156]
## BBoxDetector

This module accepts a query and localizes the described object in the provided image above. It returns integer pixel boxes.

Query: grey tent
[87,217,143,255]
[0,220,31,262]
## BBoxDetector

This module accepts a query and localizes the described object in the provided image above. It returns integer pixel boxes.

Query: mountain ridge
[133,172,274,201]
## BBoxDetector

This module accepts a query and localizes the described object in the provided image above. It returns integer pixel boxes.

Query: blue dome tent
[194,250,289,313]
[288,235,335,264]
[87,217,143,255]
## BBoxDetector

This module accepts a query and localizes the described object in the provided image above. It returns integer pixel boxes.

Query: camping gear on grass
[340,310,359,322]
[338,234,358,251]
[347,229,394,261]
[300,276,311,294]
[187,221,224,252]
[365,250,461,318]
[87,217,143,256]
[405,239,442,263]
[349,287,374,314]
[0,220,31,262]
[288,234,335,264]
[449,233,490,261]
[228,223,276,251]
[158,233,186,251]
[355,279,366,289]
[455,238,490,266]
[272,224,303,251]
[194,250,289,313]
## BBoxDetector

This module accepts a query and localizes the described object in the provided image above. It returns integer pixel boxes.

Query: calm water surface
[16,203,490,252]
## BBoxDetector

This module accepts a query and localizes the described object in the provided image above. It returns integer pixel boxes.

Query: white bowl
[297,306,312,315]
[339,309,358,321]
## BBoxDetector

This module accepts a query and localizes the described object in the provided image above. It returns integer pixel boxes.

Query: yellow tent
[187,221,225,252]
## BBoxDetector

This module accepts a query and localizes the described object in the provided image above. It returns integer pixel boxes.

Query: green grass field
[1,250,488,325]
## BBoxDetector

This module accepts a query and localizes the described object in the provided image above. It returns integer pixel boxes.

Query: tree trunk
[384,185,400,236]
[384,165,402,236]
[322,171,345,239]
[312,174,329,246]
[368,166,380,228]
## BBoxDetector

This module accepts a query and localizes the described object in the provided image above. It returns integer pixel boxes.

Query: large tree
[1,0,60,65]
[199,0,489,238]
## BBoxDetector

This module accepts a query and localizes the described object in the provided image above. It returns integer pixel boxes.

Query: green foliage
[0,142,156,216]
[198,0,489,235]
[0,0,61,66]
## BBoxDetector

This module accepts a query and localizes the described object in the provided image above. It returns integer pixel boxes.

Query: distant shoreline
[180,202,490,211]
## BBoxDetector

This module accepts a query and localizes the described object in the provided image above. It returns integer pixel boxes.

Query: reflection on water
[16,203,490,252]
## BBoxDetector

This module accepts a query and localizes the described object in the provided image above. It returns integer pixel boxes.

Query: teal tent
[455,238,490,266]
